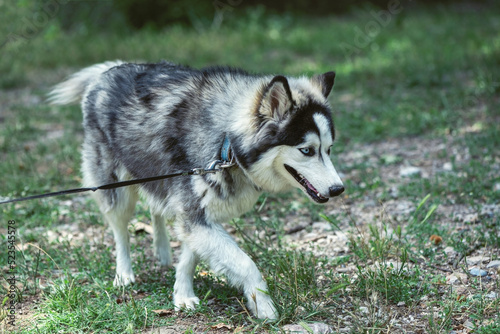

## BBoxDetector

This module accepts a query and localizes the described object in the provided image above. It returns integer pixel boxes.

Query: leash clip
[193,158,235,176]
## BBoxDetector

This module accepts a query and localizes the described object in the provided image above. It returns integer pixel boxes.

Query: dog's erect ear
[259,75,294,122]
[311,71,335,99]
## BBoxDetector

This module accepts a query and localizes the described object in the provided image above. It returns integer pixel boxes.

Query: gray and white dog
[49,61,344,319]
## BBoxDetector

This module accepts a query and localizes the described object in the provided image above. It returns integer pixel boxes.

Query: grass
[1,2,500,333]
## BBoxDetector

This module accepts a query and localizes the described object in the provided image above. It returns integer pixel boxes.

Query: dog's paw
[173,296,200,310]
[256,299,278,320]
[156,248,173,267]
[247,289,278,320]
[113,272,136,287]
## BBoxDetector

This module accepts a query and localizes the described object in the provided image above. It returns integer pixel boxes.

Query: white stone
[466,256,489,265]
[312,222,332,232]
[282,322,333,334]
[443,162,453,171]
[399,166,422,177]
[359,306,369,314]
[486,260,500,269]
[485,292,498,299]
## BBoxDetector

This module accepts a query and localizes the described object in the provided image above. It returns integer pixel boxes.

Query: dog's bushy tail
[47,60,124,105]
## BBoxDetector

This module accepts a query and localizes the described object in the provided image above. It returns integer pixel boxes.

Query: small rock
[485,292,498,299]
[303,232,319,241]
[359,306,369,314]
[282,322,333,334]
[443,162,453,171]
[381,154,399,165]
[481,204,500,217]
[397,301,406,307]
[389,186,399,198]
[363,199,377,208]
[446,273,468,284]
[466,256,489,265]
[444,246,456,255]
[311,222,332,232]
[494,183,500,192]
[399,166,422,177]
[469,268,488,277]
[486,260,500,269]
[464,320,475,329]
[463,213,480,223]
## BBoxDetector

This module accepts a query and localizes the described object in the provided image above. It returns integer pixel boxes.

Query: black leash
[0,160,234,205]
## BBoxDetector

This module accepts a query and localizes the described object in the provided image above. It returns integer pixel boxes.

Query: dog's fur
[48,61,344,319]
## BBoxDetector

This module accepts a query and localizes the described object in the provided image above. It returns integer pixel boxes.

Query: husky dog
[48,61,344,319]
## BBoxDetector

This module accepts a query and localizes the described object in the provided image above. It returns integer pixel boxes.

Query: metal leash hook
[191,158,236,176]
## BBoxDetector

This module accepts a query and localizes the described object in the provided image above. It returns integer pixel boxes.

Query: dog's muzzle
[284,164,344,203]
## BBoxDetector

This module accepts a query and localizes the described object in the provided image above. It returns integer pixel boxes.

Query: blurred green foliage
[1,0,495,37]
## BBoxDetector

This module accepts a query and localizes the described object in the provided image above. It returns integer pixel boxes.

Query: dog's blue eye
[299,147,315,156]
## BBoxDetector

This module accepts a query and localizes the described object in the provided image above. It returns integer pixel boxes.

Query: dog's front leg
[178,222,278,320]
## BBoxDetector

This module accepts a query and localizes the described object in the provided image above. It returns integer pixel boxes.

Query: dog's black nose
[329,185,344,197]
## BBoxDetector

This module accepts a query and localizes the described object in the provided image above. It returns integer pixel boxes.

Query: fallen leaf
[430,234,443,245]
[211,323,232,330]
[133,222,153,234]
[152,309,174,316]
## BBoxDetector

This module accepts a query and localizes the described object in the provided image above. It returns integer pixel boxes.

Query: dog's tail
[47,60,124,105]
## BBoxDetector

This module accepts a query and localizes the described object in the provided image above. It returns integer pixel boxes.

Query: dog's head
[233,72,344,203]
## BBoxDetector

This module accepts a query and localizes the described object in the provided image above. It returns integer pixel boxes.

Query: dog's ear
[259,75,294,122]
[311,71,335,99]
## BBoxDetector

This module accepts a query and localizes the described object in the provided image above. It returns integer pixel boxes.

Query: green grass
[1,2,500,333]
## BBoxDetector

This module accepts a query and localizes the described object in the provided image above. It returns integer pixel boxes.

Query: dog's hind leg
[152,213,172,267]
[81,126,138,286]
[173,244,200,309]
[102,186,138,287]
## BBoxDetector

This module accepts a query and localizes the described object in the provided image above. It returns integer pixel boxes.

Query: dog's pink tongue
[304,179,327,199]
[304,179,317,193]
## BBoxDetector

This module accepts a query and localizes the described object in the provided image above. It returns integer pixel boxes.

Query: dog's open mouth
[284,164,329,203]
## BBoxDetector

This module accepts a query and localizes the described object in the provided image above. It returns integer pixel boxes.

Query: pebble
[485,292,498,299]
[464,320,474,329]
[469,268,488,277]
[443,246,456,255]
[466,256,489,265]
[381,154,399,165]
[487,260,500,269]
[399,166,422,177]
[312,222,332,232]
[481,204,500,217]
[446,273,468,284]
[442,162,453,171]
[282,322,333,334]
